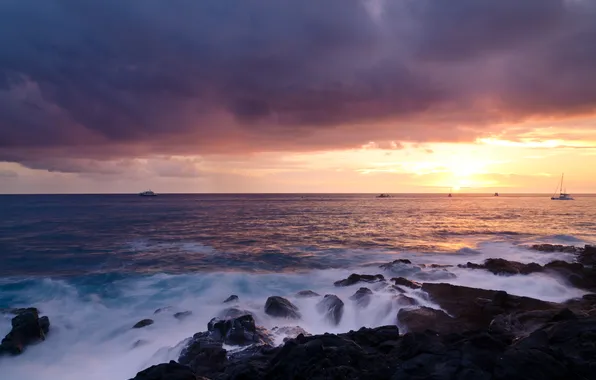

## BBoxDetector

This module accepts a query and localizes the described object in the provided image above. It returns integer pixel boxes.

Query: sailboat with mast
[551,173,573,200]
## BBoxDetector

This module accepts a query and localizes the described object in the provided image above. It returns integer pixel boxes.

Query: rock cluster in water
[3,244,596,379]
[0,307,50,355]
[123,244,596,380]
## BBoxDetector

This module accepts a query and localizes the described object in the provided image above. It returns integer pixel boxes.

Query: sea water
[0,194,594,379]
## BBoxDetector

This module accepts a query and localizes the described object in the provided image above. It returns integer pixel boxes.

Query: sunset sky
[1,0,596,193]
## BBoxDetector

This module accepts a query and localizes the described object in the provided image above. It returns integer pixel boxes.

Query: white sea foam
[0,241,587,380]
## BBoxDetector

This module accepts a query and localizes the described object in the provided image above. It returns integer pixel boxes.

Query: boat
[448,188,452,197]
[494,192,499,197]
[376,194,391,198]
[551,174,573,200]
[139,190,157,197]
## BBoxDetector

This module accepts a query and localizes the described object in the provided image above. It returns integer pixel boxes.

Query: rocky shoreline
[3,244,596,379]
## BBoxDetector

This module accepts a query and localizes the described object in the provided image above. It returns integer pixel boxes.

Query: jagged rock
[208,314,272,346]
[218,307,253,319]
[178,334,227,376]
[295,290,320,298]
[493,317,596,380]
[334,273,385,287]
[420,283,559,333]
[316,295,344,325]
[138,316,596,380]
[579,245,596,266]
[272,326,310,342]
[264,296,301,319]
[397,306,460,333]
[174,311,192,320]
[489,308,577,338]
[530,244,579,253]
[0,308,50,355]
[129,360,205,380]
[349,287,373,308]
[460,258,543,275]
[395,294,418,307]
[133,319,154,329]
[391,277,421,289]
[379,259,413,270]
[223,295,239,303]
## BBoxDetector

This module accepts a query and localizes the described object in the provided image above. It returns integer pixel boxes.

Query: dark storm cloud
[1,0,596,172]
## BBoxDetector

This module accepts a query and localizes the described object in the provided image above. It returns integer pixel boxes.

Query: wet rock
[420,283,559,333]
[397,306,461,333]
[391,277,421,289]
[218,307,251,318]
[178,332,227,375]
[208,314,272,346]
[223,295,239,303]
[174,311,192,320]
[579,245,596,266]
[349,287,373,308]
[482,258,543,275]
[530,244,579,253]
[316,295,345,325]
[295,290,320,298]
[380,258,412,267]
[153,306,173,315]
[133,319,154,329]
[334,273,385,287]
[493,317,596,380]
[129,360,203,380]
[395,294,418,307]
[264,296,301,319]
[141,315,596,380]
[0,308,50,355]
[271,326,310,342]
[489,309,577,338]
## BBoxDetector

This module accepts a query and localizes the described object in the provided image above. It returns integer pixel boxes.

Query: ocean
[1,193,595,379]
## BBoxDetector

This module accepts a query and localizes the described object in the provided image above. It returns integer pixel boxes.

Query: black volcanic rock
[0,308,50,355]
[397,306,460,334]
[334,273,385,287]
[264,296,301,319]
[379,259,412,270]
[530,244,579,253]
[316,294,345,325]
[173,311,192,320]
[418,283,559,333]
[129,361,205,380]
[137,315,596,380]
[395,294,418,307]
[133,319,154,329]
[208,314,272,346]
[223,295,239,303]
[218,307,254,320]
[350,287,373,308]
[272,326,310,342]
[391,277,421,289]
[295,290,320,298]
[579,245,596,266]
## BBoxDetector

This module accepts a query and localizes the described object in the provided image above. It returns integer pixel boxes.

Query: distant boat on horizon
[139,190,157,197]
[551,173,573,200]
[494,192,499,196]
[376,193,391,198]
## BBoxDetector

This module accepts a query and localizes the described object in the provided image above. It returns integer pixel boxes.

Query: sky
[1,0,596,194]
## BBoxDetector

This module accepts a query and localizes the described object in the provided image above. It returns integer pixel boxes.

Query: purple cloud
[0,0,595,173]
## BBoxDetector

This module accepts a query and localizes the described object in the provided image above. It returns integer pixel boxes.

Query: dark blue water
[0,194,594,379]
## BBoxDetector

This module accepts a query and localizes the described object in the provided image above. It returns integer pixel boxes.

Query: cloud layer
[1,0,596,172]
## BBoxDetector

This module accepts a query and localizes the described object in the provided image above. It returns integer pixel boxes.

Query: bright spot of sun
[452,185,461,191]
